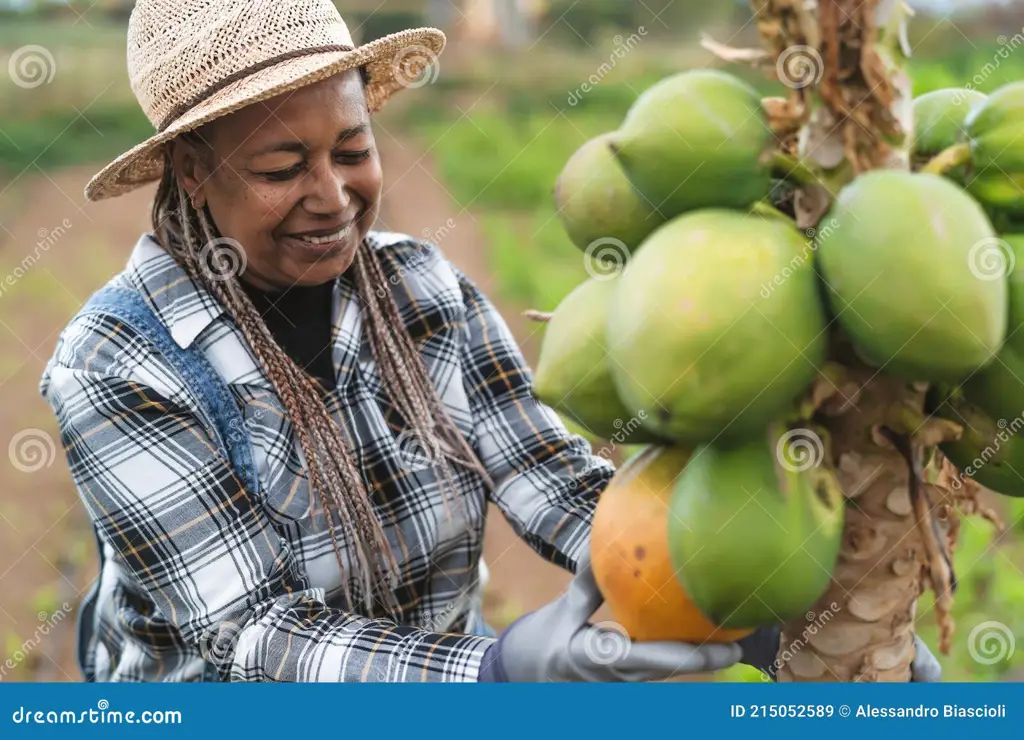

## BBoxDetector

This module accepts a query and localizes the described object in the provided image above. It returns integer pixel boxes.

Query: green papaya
[668,428,845,628]
[533,276,664,443]
[609,70,772,220]
[926,234,1024,498]
[965,81,1024,216]
[912,88,986,180]
[554,132,666,254]
[606,209,827,444]
[818,171,1007,381]
[927,383,1024,498]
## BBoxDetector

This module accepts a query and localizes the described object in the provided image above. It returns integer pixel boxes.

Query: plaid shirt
[40,231,612,683]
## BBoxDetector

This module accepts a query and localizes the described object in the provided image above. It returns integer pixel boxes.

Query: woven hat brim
[84,27,445,202]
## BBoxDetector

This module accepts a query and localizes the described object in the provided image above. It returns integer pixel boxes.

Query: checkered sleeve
[45,359,492,682]
[454,268,613,574]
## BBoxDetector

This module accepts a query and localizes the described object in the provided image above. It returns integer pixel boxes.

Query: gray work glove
[478,550,742,682]
[739,625,942,682]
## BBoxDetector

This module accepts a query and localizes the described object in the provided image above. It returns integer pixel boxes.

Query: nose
[302,159,350,216]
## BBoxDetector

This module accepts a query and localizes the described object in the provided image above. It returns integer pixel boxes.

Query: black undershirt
[240,280,337,391]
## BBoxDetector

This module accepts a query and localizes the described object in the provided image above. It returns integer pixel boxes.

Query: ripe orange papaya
[590,445,754,644]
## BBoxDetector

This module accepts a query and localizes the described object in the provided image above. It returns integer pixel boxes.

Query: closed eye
[261,164,304,182]
[336,149,372,165]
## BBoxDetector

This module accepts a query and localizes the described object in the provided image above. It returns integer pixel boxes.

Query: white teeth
[297,227,348,245]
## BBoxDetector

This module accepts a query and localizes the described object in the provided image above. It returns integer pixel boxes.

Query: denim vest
[74,284,494,682]
[75,285,260,682]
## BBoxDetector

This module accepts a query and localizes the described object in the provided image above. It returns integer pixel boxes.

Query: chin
[283,237,359,286]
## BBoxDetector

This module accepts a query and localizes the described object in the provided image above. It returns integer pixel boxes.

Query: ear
[168,134,213,210]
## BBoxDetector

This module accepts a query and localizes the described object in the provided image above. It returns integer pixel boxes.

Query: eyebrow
[248,123,370,157]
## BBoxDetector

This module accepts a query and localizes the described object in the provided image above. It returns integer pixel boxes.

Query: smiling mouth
[290,224,351,245]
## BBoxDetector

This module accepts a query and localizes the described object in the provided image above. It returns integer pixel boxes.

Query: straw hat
[85,0,446,201]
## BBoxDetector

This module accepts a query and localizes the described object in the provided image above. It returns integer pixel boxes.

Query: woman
[41,0,938,683]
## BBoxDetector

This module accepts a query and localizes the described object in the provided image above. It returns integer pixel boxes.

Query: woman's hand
[479,550,742,682]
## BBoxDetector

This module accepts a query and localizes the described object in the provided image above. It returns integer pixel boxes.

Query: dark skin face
[170,70,382,291]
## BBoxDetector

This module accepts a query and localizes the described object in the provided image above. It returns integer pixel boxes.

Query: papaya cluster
[534,70,1024,643]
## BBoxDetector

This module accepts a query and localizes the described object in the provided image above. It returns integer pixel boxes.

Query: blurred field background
[1,0,1024,682]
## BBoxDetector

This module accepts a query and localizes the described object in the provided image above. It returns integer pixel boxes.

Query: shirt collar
[127,233,226,349]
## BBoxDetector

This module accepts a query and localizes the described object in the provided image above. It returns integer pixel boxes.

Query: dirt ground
[0,132,575,681]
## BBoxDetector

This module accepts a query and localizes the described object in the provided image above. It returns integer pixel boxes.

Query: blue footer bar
[0,683,1020,739]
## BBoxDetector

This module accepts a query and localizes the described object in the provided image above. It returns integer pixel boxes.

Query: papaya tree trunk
[753,0,956,682]
[776,359,927,681]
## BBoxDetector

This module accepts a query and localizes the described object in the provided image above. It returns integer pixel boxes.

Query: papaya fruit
[590,444,754,643]
[533,276,664,443]
[912,88,986,180]
[554,132,666,254]
[817,170,1007,381]
[668,429,845,628]
[965,81,1024,217]
[927,383,1024,498]
[609,70,772,220]
[925,234,1024,498]
[606,209,827,444]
